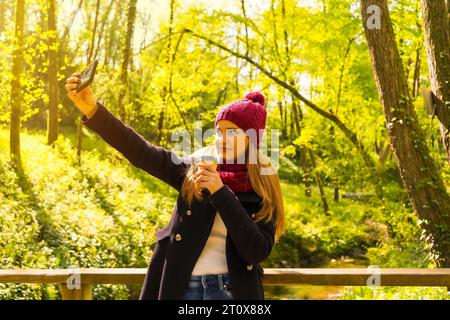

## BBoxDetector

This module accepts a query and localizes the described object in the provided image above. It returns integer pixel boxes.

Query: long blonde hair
[180,144,285,241]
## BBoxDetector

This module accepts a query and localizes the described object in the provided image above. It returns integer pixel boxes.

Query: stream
[264,257,369,300]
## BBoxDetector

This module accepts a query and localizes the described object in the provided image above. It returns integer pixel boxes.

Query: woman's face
[215,119,249,163]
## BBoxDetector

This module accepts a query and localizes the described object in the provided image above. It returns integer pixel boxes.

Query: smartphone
[76,59,98,93]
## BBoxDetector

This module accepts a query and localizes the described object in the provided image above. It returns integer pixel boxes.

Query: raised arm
[65,72,189,191]
[81,102,189,190]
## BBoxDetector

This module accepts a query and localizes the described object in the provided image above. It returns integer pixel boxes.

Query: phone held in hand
[76,59,98,93]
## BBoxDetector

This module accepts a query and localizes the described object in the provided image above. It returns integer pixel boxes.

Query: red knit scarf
[217,163,254,192]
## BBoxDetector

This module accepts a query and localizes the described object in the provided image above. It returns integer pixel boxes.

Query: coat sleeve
[209,184,275,265]
[81,101,189,191]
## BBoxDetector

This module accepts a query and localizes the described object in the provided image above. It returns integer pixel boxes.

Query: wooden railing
[0,268,449,299]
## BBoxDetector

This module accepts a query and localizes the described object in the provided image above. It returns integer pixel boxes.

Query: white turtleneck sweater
[191,211,229,275]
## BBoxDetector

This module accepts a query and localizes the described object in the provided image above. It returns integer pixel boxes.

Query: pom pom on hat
[244,91,265,106]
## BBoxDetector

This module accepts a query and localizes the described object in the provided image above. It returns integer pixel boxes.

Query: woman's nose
[215,137,225,150]
[225,134,236,145]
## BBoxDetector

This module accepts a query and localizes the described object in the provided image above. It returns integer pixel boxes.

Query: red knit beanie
[215,91,267,149]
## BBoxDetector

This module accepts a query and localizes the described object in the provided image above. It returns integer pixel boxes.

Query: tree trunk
[448,0,450,29]
[93,0,115,61]
[77,0,100,162]
[117,0,137,121]
[290,92,314,197]
[362,0,450,267]
[308,148,329,215]
[289,109,294,143]
[87,0,100,63]
[10,0,26,171]
[0,0,5,33]
[234,32,240,95]
[47,0,59,145]
[240,0,254,82]
[278,101,287,140]
[156,89,167,146]
[61,0,83,43]
[240,0,249,57]
[420,0,450,165]
[334,187,339,203]
[412,44,421,98]
[270,0,281,69]
[336,37,355,114]
[104,7,113,67]
[300,149,312,197]
[281,0,290,67]
[379,142,392,164]
[156,0,175,146]
[104,2,121,69]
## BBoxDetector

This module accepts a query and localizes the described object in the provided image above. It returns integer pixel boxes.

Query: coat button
[247,264,253,271]
[186,210,192,216]
[175,233,182,241]
[251,213,256,219]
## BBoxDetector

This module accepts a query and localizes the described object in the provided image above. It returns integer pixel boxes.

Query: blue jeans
[182,273,234,300]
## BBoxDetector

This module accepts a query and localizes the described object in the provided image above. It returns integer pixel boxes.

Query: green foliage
[1,0,449,300]
[340,286,449,300]
[266,182,386,268]
[0,129,177,299]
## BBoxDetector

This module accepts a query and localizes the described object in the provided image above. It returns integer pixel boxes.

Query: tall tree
[361,0,450,267]
[77,0,100,161]
[411,43,421,98]
[47,0,59,145]
[308,148,329,215]
[448,0,450,28]
[104,1,122,69]
[93,0,116,61]
[156,0,174,146]
[0,0,6,33]
[87,0,100,62]
[10,0,26,170]
[117,0,137,121]
[420,0,450,165]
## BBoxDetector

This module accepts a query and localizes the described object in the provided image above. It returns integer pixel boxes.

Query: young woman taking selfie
[65,72,285,300]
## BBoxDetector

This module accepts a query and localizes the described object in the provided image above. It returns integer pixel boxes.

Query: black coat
[81,102,276,300]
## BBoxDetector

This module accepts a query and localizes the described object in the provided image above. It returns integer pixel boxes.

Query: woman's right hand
[65,72,98,119]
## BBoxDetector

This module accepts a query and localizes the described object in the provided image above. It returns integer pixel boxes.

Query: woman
[65,72,285,300]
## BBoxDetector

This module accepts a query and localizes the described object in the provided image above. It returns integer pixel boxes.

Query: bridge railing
[0,268,449,299]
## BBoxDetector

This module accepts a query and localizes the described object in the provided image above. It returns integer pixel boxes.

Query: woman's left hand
[194,164,224,195]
